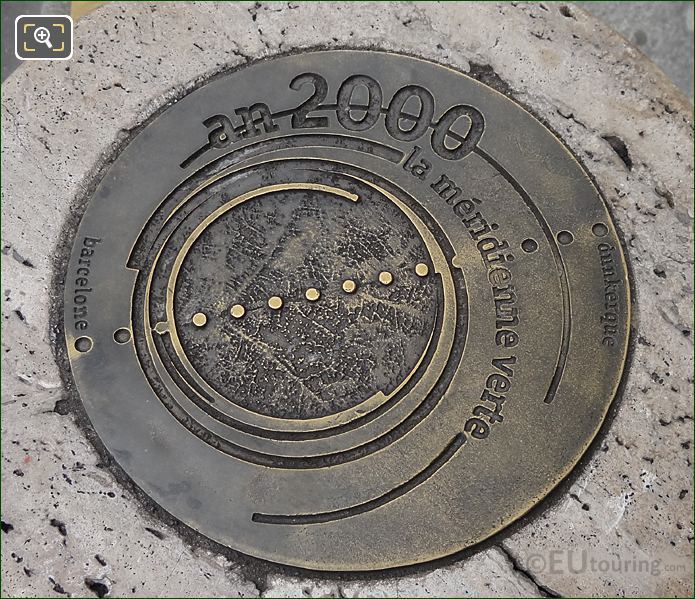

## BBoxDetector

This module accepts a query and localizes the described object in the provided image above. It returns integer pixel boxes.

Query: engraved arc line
[137,181,364,432]
[139,287,451,468]
[153,293,440,447]
[180,104,384,168]
[179,103,475,170]
[129,134,404,271]
[473,146,571,404]
[252,433,466,525]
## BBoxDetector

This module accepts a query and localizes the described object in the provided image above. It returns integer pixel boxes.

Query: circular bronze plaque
[64,51,630,571]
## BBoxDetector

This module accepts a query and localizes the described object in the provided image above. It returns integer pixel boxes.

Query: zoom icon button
[15,15,73,61]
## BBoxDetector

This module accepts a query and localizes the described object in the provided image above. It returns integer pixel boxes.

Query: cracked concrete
[1,2,693,597]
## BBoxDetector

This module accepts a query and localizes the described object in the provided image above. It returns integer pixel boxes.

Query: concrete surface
[1,1,693,597]
[576,1,694,101]
[3,1,694,102]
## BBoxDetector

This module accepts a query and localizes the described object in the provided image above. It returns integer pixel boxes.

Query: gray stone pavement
[576,1,694,101]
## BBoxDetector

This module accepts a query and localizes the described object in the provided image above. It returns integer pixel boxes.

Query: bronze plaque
[64,51,630,571]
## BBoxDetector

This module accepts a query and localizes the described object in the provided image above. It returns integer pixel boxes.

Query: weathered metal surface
[63,50,631,571]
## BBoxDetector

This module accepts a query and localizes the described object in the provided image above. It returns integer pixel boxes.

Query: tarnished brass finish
[378,271,394,285]
[230,304,245,319]
[267,296,283,310]
[191,312,207,327]
[305,288,321,302]
[415,263,430,277]
[64,51,630,571]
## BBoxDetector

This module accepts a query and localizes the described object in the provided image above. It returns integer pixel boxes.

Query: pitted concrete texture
[1,2,693,597]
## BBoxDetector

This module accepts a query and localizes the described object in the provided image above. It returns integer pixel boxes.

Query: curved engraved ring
[131,156,468,465]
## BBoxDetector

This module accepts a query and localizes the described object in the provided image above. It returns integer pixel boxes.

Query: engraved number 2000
[289,72,485,161]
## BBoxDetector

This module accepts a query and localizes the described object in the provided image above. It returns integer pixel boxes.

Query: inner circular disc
[63,50,631,571]
[174,185,437,420]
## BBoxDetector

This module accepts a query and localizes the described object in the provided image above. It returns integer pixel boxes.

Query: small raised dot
[305,288,321,302]
[113,328,131,344]
[521,238,538,253]
[192,312,207,327]
[557,230,574,245]
[230,304,245,319]
[415,263,429,277]
[378,271,393,285]
[74,336,92,353]
[268,296,283,310]
[592,222,609,237]
[342,279,357,294]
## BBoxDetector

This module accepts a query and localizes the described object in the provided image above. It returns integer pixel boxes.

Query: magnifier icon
[33,26,53,49]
